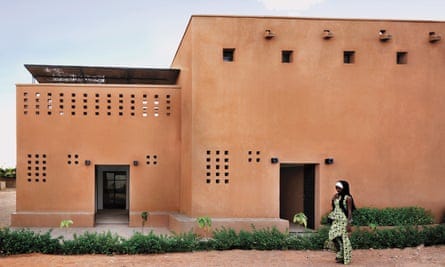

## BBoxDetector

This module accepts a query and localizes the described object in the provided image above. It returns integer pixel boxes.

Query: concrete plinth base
[168,213,290,234]
[11,212,94,227]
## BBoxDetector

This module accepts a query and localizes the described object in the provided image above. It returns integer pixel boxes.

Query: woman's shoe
[335,257,344,264]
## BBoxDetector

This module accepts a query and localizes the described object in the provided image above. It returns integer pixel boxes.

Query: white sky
[0,0,444,167]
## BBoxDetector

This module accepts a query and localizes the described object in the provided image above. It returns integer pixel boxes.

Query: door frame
[95,165,130,212]
[279,163,317,229]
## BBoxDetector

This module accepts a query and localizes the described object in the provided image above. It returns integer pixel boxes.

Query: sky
[0,0,444,167]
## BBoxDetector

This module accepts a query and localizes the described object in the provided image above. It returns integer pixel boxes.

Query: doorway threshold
[96,209,129,225]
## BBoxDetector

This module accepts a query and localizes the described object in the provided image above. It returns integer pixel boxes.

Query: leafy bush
[1,224,445,255]
[123,231,163,254]
[61,231,124,255]
[0,228,61,255]
[212,227,239,250]
[210,226,288,250]
[353,207,434,226]
[250,227,287,250]
[321,206,434,226]
[350,224,445,249]
[162,231,199,252]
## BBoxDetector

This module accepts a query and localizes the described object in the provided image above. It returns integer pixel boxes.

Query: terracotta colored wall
[14,84,181,226]
[173,22,194,215]
[173,16,445,224]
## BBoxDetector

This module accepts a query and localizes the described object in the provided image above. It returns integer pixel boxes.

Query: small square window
[223,48,235,62]
[397,52,407,64]
[344,51,355,64]
[282,50,293,63]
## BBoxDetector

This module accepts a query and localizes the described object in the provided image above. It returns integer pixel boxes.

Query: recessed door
[103,171,127,209]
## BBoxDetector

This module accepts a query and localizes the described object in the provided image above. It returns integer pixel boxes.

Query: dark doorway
[103,171,127,209]
[95,165,129,224]
[280,164,316,229]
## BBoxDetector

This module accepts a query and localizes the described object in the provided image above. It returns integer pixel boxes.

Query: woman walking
[327,180,356,264]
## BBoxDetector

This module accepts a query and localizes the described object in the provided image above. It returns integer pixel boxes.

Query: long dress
[328,196,352,264]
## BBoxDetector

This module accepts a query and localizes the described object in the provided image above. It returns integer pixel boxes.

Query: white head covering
[335,182,343,189]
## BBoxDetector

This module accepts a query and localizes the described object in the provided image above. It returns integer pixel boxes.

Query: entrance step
[96,210,128,224]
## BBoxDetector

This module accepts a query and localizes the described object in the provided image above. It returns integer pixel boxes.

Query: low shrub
[352,207,434,226]
[0,228,61,255]
[123,231,164,254]
[1,224,445,255]
[62,231,124,255]
[212,227,239,250]
[351,224,445,249]
[322,206,434,226]
[162,231,199,252]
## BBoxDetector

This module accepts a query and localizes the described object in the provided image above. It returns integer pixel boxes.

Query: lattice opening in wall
[58,92,65,116]
[130,94,135,116]
[70,93,77,116]
[34,92,41,115]
[166,94,171,116]
[154,94,159,117]
[26,153,47,183]
[118,93,124,116]
[248,150,261,163]
[23,92,29,115]
[94,93,100,116]
[106,93,112,116]
[205,150,230,184]
[82,93,88,116]
[67,154,80,165]
[142,94,148,117]
[146,154,158,165]
[47,92,53,115]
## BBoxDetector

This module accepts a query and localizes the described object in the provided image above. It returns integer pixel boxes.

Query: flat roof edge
[190,14,445,23]
[25,64,180,85]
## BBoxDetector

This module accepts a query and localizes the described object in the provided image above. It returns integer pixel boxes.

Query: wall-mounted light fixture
[264,29,275,39]
[325,158,334,165]
[84,160,91,166]
[429,31,441,43]
[379,29,392,41]
[133,160,139,166]
[271,157,279,164]
[323,29,334,39]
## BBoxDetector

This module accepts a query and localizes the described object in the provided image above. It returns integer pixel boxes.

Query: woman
[328,180,356,264]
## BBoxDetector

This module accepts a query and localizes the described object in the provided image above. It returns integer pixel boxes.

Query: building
[13,16,445,231]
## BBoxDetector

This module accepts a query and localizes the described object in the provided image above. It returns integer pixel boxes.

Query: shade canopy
[25,64,180,85]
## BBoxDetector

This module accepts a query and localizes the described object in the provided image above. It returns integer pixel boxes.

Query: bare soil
[1,189,445,266]
[1,246,445,266]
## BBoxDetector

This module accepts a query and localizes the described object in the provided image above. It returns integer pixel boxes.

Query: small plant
[60,219,73,229]
[293,212,308,228]
[368,223,378,231]
[141,211,149,233]
[197,216,212,238]
[60,219,73,237]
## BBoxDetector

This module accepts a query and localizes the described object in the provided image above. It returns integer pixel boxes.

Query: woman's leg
[335,237,343,260]
[342,235,352,264]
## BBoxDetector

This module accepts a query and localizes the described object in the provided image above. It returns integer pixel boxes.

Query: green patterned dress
[328,195,352,264]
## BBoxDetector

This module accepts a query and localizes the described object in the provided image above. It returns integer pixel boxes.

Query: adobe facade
[13,16,445,231]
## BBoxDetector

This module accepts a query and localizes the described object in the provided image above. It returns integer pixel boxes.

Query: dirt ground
[1,246,445,266]
[1,189,445,266]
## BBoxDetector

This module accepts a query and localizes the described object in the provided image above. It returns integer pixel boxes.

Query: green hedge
[351,225,445,249]
[1,225,445,256]
[321,206,434,226]
[353,207,434,226]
